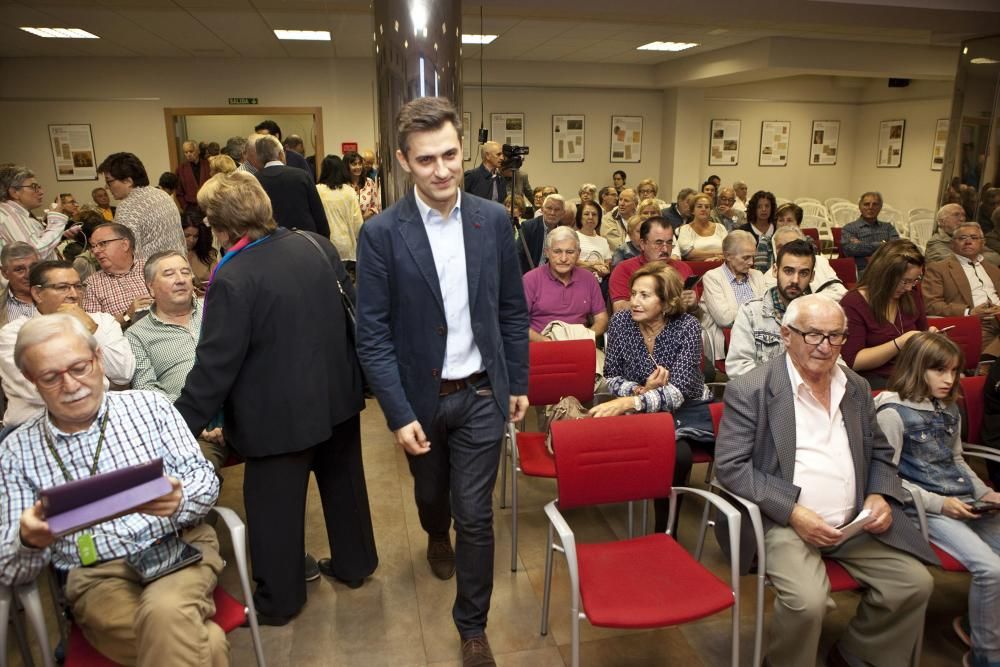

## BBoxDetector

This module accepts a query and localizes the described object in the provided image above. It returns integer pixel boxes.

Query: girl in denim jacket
[875,332,1000,667]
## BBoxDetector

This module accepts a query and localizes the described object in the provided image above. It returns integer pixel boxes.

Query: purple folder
[39,459,173,537]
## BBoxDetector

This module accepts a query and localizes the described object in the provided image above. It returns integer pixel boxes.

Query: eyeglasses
[14,183,42,193]
[35,282,87,294]
[786,324,848,347]
[955,235,984,242]
[34,357,96,389]
[91,237,126,251]
[718,197,735,203]
[899,275,923,287]
[647,239,674,248]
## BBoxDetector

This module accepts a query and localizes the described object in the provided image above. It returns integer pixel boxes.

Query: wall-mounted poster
[552,115,585,163]
[931,119,948,171]
[809,120,840,166]
[462,112,472,162]
[759,121,790,167]
[490,113,524,148]
[709,119,740,165]
[877,119,905,168]
[610,115,642,163]
[49,124,97,181]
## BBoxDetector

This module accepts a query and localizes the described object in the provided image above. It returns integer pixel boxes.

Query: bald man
[174,140,210,212]
[463,141,506,204]
[926,203,1000,265]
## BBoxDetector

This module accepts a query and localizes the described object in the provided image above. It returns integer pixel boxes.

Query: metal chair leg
[540,523,555,636]
[498,432,509,509]
[510,458,519,572]
[626,501,634,538]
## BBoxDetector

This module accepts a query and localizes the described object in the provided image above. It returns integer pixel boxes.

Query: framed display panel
[552,115,585,162]
[809,120,840,166]
[758,121,790,167]
[49,124,98,181]
[462,112,472,162]
[709,119,740,165]
[931,119,948,171]
[490,113,524,147]
[610,115,642,163]
[877,119,905,168]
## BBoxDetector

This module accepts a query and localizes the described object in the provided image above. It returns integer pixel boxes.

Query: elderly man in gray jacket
[716,294,937,667]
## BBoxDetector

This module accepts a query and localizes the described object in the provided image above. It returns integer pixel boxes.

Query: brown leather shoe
[427,535,456,580]
[461,634,496,667]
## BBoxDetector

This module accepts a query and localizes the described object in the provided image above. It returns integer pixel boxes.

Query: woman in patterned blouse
[344,151,381,220]
[590,261,711,531]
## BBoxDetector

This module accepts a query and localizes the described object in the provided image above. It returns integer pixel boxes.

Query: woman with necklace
[677,193,727,261]
[590,262,713,532]
[840,239,934,389]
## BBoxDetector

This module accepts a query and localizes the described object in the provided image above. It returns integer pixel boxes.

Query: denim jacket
[725,288,784,378]
[874,392,990,513]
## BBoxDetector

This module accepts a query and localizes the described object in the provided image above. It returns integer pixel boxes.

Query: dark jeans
[406,377,505,639]
[243,414,378,618]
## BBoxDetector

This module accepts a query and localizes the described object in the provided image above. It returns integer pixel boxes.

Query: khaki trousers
[64,522,229,667]
[763,526,932,667]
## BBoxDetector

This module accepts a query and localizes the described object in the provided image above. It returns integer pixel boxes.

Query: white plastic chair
[909,219,934,250]
[794,197,822,207]
[824,198,852,211]
[799,202,829,221]
[829,204,858,228]
[908,207,934,220]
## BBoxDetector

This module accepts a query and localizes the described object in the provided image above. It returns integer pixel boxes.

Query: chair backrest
[830,205,858,227]
[831,227,844,253]
[828,257,858,285]
[709,401,724,436]
[799,203,828,220]
[527,339,596,406]
[795,197,822,206]
[824,198,851,211]
[551,413,676,509]
[908,218,934,250]
[908,207,934,220]
[686,260,724,276]
[960,375,986,445]
[929,316,982,373]
[800,226,821,247]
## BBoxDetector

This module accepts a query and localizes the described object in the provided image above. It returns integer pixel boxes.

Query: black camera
[502,144,529,169]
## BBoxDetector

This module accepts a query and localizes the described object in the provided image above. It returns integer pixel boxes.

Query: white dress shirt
[956,253,999,309]
[786,355,856,527]
[413,189,483,380]
[0,313,136,425]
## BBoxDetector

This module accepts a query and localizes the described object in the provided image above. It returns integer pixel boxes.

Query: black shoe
[427,535,456,580]
[304,553,320,582]
[317,558,364,589]
[241,610,295,627]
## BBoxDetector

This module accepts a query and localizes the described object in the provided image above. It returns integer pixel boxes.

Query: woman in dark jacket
[175,171,377,624]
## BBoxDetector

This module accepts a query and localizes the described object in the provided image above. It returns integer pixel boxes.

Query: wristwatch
[121,312,132,325]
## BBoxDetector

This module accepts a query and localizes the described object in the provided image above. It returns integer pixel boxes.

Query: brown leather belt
[439,371,488,397]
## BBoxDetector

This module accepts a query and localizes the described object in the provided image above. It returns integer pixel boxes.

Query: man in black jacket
[463,141,505,203]
[251,135,329,237]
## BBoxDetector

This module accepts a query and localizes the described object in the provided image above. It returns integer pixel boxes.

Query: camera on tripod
[501,144,529,170]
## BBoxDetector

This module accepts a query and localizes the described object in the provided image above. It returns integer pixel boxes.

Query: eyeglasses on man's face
[14,183,42,193]
[36,282,87,295]
[786,324,848,347]
[34,357,96,389]
[91,237,126,252]
[955,234,984,243]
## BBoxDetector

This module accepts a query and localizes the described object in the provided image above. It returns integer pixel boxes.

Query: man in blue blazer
[463,141,506,204]
[356,97,528,667]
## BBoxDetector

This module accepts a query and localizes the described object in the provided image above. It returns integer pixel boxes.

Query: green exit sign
[228,97,258,105]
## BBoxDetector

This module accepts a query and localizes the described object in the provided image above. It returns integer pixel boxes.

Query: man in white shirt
[0,260,135,427]
[0,166,80,260]
[716,294,936,667]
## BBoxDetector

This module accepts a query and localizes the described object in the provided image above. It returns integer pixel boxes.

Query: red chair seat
[690,446,714,464]
[577,533,734,628]
[824,558,862,592]
[931,543,967,573]
[66,587,246,666]
[516,432,557,477]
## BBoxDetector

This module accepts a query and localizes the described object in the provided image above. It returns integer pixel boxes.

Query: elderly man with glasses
[0,260,134,430]
[712,187,747,231]
[82,223,152,326]
[0,165,81,260]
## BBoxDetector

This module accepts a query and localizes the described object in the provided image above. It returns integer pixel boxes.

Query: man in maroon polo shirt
[609,216,695,312]
[522,226,608,342]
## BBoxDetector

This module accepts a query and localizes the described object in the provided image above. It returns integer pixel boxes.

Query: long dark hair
[746,190,777,227]
[181,210,217,266]
[318,155,350,190]
[343,151,366,187]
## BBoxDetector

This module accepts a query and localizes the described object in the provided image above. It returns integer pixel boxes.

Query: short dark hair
[223,136,247,162]
[158,172,178,190]
[775,202,803,225]
[29,260,74,289]
[319,155,351,190]
[574,200,603,229]
[97,152,150,187]
[254,120,282,140]
[395,97,462,156]
[639,216,672,240]
[283,135,305,151]
[776,238,816,269]
[613,170,627,182]
[91,222,136,253]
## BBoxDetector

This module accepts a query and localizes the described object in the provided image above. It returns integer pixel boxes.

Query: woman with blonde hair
[208,154,236,176]
[676,192,727,261]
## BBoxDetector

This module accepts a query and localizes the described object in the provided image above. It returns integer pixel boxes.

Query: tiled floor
[6,399,977,666]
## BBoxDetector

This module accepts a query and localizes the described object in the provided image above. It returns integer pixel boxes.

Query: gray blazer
[714,353,938,573]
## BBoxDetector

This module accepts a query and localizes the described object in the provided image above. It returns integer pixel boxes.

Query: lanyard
[43,410,110,483]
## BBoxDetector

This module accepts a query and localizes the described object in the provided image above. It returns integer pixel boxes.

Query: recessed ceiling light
[273,29,330,41]
[20,27,98,39]
[462,34,497,45]
[971,57,999,65]
[637,41,698,52]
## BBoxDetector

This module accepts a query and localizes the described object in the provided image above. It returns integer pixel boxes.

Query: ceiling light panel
[636,41,698,52]
[20,27,99,39]
[462,34,497,44]
[273,29,331,41]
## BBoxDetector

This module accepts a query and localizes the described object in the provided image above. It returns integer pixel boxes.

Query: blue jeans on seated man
[921,502,1000,665]
[405,376,505,639]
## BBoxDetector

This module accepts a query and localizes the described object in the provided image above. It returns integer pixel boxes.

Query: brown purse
[544,396,589,454]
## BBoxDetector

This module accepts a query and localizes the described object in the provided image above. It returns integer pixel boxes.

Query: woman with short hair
[677,193,727,261]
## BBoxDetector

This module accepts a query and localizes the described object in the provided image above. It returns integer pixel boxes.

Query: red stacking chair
[684,259,724,277]
[929,316,982,373]
[539,413,742,666]
[801,227,821,249]
[831,227,844,257]
[499,339,596,572]
[828,257,858,289]
[960,375,986,445]
[714,327,732,374]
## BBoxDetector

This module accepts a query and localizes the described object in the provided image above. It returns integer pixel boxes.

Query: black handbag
[293,230,357,328]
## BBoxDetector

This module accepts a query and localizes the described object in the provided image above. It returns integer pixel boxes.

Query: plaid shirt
[841,218,900,270]
[126,300,203,402]
[3,290,36,325]
[82,260,147,318]
[723,262,756,306]
[0,390,218,584]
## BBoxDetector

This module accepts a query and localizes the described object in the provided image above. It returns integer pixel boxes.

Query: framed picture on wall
[48,124,98,181]
[758,121,790,167]
[809,120,839,166]
[552,115,585,162]
[462,112,472,162]
[931,119,948,171]
[610,115,642,163]
[709,119,740,165]
[490,113,524,147]
[877,119,905,168]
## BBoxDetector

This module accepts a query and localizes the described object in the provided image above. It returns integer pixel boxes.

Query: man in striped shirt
[0,165,81,260]
[0,314,224,665]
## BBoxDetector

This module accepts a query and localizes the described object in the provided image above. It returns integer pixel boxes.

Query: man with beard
[726,238,814,377]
